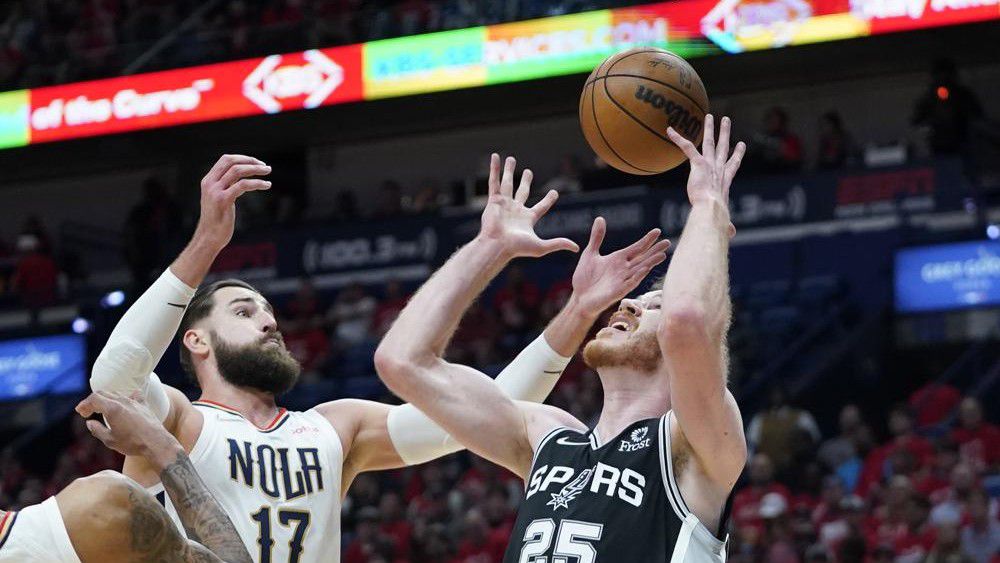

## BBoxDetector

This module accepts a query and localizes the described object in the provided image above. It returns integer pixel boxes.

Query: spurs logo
[547,467,594,510]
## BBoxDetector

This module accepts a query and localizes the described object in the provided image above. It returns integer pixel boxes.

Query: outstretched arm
[330,216,670,482]
[374,155,583,476]
[659,115,748,490]
[77,392,252,563]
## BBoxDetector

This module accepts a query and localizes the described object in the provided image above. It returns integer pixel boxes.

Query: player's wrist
[563,293,603,322]
[470,234,517,263]
[142,433,186,472]
[690,197,731,224]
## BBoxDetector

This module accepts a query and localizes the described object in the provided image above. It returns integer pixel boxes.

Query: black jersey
[502,412,728,563]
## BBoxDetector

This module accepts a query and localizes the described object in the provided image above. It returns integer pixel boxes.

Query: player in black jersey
[376,115,748,562]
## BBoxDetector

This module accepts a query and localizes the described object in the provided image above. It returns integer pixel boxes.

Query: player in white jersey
[90,154,671,562]
[2,390,251,563]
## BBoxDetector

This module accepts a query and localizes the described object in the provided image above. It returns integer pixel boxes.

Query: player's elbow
[373,346,421,395]
[660,303,712,347]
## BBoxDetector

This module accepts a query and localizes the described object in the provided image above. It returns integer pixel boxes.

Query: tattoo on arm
[159,451,253,563]
[126,487,221,562]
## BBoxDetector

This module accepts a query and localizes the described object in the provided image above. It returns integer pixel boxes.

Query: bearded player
[89,154,670,562]
[376,115,747,562]
[1,389,251,563]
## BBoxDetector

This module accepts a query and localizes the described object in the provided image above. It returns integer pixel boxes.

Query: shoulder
[312,398,391,450]
[516,401,585,451]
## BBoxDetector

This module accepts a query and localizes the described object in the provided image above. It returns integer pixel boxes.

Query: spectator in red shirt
[930,463,985,527]
[452,509,504,563]
[379,491,413,559]
[893,495,937,562]
[11,234,60,309]
[858,405,934,497]
[950,397,1000,472]
[344,506,399,563]
[750,107,803,173]
[733,453,793,531]
[492,265,541,347]
[373,280,409,337]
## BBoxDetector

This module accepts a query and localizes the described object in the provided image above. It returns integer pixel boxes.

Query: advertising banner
[2,1,996,148]
[896,241,1000,313]
[0,334,86,401]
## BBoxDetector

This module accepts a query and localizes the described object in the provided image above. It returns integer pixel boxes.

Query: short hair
[177,279,261,378]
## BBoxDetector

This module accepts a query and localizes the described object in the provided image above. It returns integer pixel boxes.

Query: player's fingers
[514,169,533,204]
[500,156,516,197]
[86,419,115,446]
[487,153,501,196]
[585,216,607,255]
[701,114,716,163]
[219,164,271,189]
[723,141,747,188]
[539,237,580,256]
[225,179,272,202]
[620,228,661,260]
[716,116,732,166]
[634,250,668,274]
[530,190,561,221]
[206,155,265,184]
[667,128,700,161]
[635,239,672,265]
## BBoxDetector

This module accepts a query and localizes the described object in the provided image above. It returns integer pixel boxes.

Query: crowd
[0,268,995,562]
[0,0,623,90]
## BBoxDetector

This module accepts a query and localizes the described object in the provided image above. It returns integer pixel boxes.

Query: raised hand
[194,154,272,250]
[667,114,746,222]
[571,217,671,312]
[478,154,579,259]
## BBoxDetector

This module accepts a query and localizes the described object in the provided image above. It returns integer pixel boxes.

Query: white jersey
[0,498,80,563]
[152,401,344,563]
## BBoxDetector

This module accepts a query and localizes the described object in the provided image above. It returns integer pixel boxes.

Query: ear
[183,328,211,361]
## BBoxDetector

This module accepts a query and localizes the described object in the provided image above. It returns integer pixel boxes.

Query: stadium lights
[101,290,126,308]
[71,317,92,334]
[987,225,999,240]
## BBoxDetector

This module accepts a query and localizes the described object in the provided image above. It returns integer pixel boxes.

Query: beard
[211,330,301,396]
[582,329,662,373]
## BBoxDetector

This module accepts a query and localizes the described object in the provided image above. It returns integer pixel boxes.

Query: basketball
[579,47,709,175]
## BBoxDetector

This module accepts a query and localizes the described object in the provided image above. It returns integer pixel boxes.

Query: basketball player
[375,115,748,561]
[90,154,670,562]
[1,390,250,563]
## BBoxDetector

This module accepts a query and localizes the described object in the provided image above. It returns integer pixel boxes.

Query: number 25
[519,519,603,563]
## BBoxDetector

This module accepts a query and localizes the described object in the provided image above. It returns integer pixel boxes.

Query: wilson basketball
[580,47,709,175]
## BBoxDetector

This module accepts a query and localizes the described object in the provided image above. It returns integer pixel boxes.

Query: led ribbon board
[1,0,996,149]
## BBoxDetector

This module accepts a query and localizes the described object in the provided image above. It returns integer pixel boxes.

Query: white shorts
[0,497,81,563]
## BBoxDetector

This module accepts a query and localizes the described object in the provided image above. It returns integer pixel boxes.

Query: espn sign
[28,45,362,144]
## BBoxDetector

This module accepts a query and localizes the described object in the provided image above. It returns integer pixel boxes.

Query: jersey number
[251,507,311,563]
[519,519,603,563]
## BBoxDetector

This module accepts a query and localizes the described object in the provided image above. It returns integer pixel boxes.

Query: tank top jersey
[150,401,344,563]
[503,412,729,563]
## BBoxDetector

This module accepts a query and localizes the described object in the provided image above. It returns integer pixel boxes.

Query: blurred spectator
[285,278,324,322]
[493,265,541,350]
[747,387,821,477]
[925,523,973,563]
[378,491,413,559]
[912,59,984,155]
[330,189,361,221]
[579,155,633,191]
[733,453,793,531]
[816,112,855,169]
[327,282,377,346]
[374,180,404,218]
[373,280,409,337]
[453,508,505,563]
[344,506,397,563]
[858,404,934,497]
[961,489,999,563]
[949,397,1000,472]
[929,464,986,526]
[18,216,53,255]
[122,177,182,291]
[817,404,865,471]
[542,155,583,194]
[910,382,963,429]
[750,107,803,173]
[10,234,60,309]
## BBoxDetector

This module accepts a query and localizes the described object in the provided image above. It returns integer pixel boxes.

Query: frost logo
[547,467,594,510]
[619,427,651,452]
[243,50,343,114]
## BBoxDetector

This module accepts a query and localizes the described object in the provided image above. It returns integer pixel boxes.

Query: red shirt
[950,423,1000,469]
[283,327,329,372]
[452,538,504,563]
[857,435,934,496]
[732,483,792,529]
[14,253,59,307]
[909,384,962,427]
[380,520,413,558]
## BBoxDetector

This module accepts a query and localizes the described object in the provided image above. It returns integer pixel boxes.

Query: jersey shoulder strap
[658,412,693,521]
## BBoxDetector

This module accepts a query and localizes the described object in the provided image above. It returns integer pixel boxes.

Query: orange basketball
[579,47,709,175]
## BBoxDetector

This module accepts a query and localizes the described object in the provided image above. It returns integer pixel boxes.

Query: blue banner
[0,334,86,400]
[895,241,1000,313]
